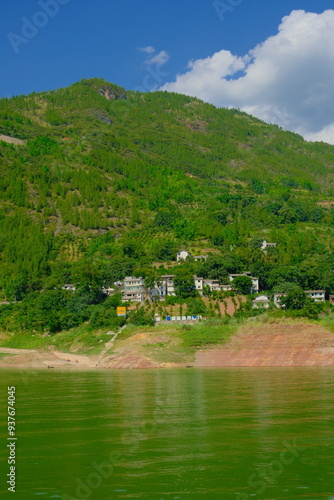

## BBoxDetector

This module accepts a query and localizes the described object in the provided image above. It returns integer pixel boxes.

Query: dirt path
[52,351,95,367]
[0,347,37,354]
[0,134,25,145]
[0,348,96,369]
[99,330,165,369]
[95,326,126,367]
[195,322,334,367]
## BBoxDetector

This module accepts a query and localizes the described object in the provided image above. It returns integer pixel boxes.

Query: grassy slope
[1,78,334,232]
[0,318,237,357]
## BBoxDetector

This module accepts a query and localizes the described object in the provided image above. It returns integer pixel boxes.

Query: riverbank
[1,318,334,369]
[0,347,96,370]
[195,321,334,367]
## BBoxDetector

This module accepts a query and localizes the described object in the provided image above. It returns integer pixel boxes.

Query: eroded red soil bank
[195,323,334,367]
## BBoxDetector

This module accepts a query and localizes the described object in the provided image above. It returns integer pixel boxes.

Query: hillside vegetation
[1,78,334,336]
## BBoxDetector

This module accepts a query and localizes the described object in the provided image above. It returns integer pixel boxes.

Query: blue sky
[1,0,334,142]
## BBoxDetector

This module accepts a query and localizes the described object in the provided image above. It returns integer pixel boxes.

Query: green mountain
[1,77,334,334]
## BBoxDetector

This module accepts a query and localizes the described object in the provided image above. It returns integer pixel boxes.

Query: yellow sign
[117,307,127,317]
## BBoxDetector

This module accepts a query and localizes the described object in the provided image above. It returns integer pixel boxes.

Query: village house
[204,279,221,292]
[252,294,270,309]
[305,290,325,302]
[62,284,76,292]
[274,290,325,308]
[273,293,286,308]
[194,277,204,294]
[194,277,234,296]
[205,279,235,293]
[329,295,334,305]
[120,274,188,301]
[176,250,208,262]
[193,254,208,262]
[148,280,166,301]
[161,275,176,296]
[220,284,235,292]
[261,240,277,252]
[122,277,146,303]
[176,250,191,262]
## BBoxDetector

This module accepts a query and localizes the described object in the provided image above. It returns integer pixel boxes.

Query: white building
[261,240,277,252]
[161,275,176,296]
[274,293,286,308]
[176,250,191,262]
[193,254,208,262]
[194,277,234,296]
[62,284,76,292]
[252,295,270,309]
[177,250,208,262]
[274,290,326,308]
[194,276,204,294]
[305,290,325,302]
[122,277,146,303]
[204,279,222,292]
[149,281,166,301]
[220,284,235,292]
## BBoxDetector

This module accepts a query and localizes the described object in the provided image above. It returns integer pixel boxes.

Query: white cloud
[303,123,334,143]
[144,50,170,67]
[161,10,334,144]
[139,46,155,54]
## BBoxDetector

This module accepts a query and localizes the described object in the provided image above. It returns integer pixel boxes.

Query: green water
[0,368,334,500]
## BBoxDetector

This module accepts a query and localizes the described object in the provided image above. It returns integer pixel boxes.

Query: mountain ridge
[0,78,334,335]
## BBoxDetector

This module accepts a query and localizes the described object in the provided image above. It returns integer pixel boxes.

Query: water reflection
[0,368,333,499]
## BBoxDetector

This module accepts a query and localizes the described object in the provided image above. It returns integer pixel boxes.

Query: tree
[302,300,323,319]
[144,270,158,289]
[173,269,196,299]
[198,255,229,282]
[28,136,60,157]
[250,262,273,290]
[272,282,300,294]
[186,298,207,315]
[232,276,253,295]
[152,239,178,261]
[251,177,264,194]
[173,219,196,240]
[280,287,308,310]
[122,240,143,259]
[250,235,264,249]
[154,208,178,228]
[267,266,301,289]
[5,274,28,301]
[129,307,154,326]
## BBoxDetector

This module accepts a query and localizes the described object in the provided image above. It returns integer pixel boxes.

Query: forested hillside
[1,77,334,334]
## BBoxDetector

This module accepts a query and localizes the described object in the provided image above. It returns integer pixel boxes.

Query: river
[0,368,334,499]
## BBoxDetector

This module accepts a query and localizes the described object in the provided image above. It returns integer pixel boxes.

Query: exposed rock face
[89,110,113,124]
[77,78,127,100]
[98,86,126,101]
